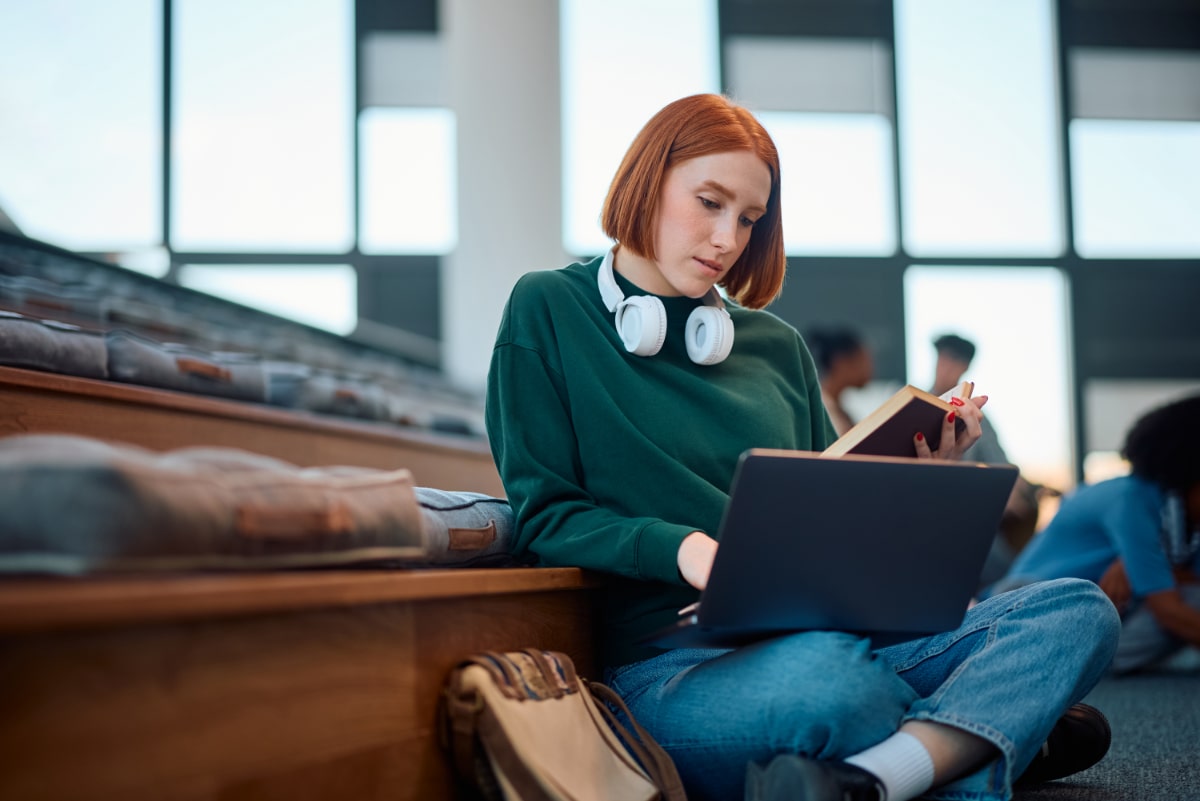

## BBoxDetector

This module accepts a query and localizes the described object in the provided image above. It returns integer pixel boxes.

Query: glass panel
[359,107,456,254]
[758,112,896,256]
[1070,49,1200,122]
[724,36,892,116]
[904,266,1074,491]
[178,264,357,335]
[1071,120,1200,258]
[361,32,443,108]
[895,0,1064,256]
[173,0,354,252]
[0,1,160,252]
[1082,379,1200,483]
[561,0,719,256]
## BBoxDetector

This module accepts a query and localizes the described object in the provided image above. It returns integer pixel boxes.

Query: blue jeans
[605,578,1119,801]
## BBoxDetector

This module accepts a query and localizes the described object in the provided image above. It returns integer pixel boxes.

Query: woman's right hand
[678,531,719,590]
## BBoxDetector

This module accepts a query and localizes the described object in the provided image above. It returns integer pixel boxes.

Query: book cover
[821,382,971,459]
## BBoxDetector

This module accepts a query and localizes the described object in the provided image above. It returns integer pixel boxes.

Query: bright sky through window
[359,107,457,255]
[896,0,1065,257]
[905,266,1074,489]
[0,1,160,253]
[172,0,354,252]
[1071,120,1200,258]
[757,112,897,256]
[561,0,720,256]
[178,264,357,335]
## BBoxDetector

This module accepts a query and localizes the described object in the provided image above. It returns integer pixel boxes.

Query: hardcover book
[821,381,973,459]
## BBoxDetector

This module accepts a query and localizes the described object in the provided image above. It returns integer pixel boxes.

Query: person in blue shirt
[986,394,1200,673]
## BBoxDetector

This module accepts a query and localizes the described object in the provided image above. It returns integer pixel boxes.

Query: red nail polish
[916,432,924,442]
[950,396,965,407]
[948,412,956,424]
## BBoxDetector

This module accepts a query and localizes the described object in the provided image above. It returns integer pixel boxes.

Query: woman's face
[625,150,771,299]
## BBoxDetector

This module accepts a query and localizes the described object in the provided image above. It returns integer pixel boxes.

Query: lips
[695,257,723,276]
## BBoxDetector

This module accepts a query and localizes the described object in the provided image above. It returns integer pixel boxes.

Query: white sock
[845,732,935,801]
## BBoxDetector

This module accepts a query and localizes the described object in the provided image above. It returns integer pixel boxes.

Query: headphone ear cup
[685,306,734,365]
[614,295,668,356]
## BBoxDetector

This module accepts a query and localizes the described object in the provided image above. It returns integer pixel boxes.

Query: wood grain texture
[0,568,601,634]
[0,366,502,494]
[0,587,599,801]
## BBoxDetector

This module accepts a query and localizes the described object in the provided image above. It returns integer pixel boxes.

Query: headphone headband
[597,247,734,365]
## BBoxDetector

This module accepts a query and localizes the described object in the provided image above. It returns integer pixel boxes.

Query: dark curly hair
[1121,393,1200,492]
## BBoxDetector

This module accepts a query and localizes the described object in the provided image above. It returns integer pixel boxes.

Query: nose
[711,214,738,252]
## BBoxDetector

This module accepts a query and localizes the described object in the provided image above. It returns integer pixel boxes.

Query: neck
[613,246,679,297]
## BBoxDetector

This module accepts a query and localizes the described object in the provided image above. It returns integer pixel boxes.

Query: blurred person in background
[807,326,874,437]
[931,333,1043,589]
[985,394,1200,675]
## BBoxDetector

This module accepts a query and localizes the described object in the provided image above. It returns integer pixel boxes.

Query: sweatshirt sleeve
[1108,481,1177,597]
[485,286,693,585]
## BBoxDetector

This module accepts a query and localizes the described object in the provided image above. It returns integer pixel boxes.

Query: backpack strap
[587,680,689,801]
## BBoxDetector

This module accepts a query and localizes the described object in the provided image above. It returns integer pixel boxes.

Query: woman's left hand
[914,395,988,461]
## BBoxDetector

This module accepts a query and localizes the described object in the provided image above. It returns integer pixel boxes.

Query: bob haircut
[600,94,785,310]
[1121,393,1200,493]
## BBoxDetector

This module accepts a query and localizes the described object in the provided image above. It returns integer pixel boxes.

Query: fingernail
[947,412,956,423]
[916,432,924,442]
[950,397,965,407]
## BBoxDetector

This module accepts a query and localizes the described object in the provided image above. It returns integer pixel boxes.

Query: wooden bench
[0,366,602,800]
[0,569,601,801]
[0,365,503,494]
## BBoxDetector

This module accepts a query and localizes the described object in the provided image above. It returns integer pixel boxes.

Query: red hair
[601,94,786,310]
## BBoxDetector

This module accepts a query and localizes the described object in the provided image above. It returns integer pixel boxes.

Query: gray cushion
[106,330,268,403]
[0,310,108,379]
[294,370,391,421]
[0,434,427,574]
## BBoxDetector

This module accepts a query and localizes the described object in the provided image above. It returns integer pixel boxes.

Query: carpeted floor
[1014,657,1200,801]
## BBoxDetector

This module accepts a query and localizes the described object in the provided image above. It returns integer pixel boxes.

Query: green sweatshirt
[485,255,835,667]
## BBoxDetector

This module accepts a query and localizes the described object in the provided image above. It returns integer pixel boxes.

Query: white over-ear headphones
[596,248,734,366]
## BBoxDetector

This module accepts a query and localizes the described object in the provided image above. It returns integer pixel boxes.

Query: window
[895,0,1064,256]
[1082,379,1200,483]
[725,36,897,255]
[178,264,357,335]
[904,266,1074,490]
[172,0,354,251]
[758,112,896,255]
[561,0,719,256]
[0,1,160,252]
[1071,120,1200,258]
[359,107,457,254]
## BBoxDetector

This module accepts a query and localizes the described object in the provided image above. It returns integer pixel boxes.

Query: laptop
[644,449,1018,649]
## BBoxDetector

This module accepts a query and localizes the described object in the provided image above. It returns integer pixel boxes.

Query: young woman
[987,393,1200,674]
[485,94,1119,801]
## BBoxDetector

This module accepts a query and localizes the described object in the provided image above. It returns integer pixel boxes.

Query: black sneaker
[1015,703,1112,786]
[746,754,885,801]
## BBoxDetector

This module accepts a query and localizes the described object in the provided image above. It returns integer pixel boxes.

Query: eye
[699,196,719,210]
[739,215,759,228]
